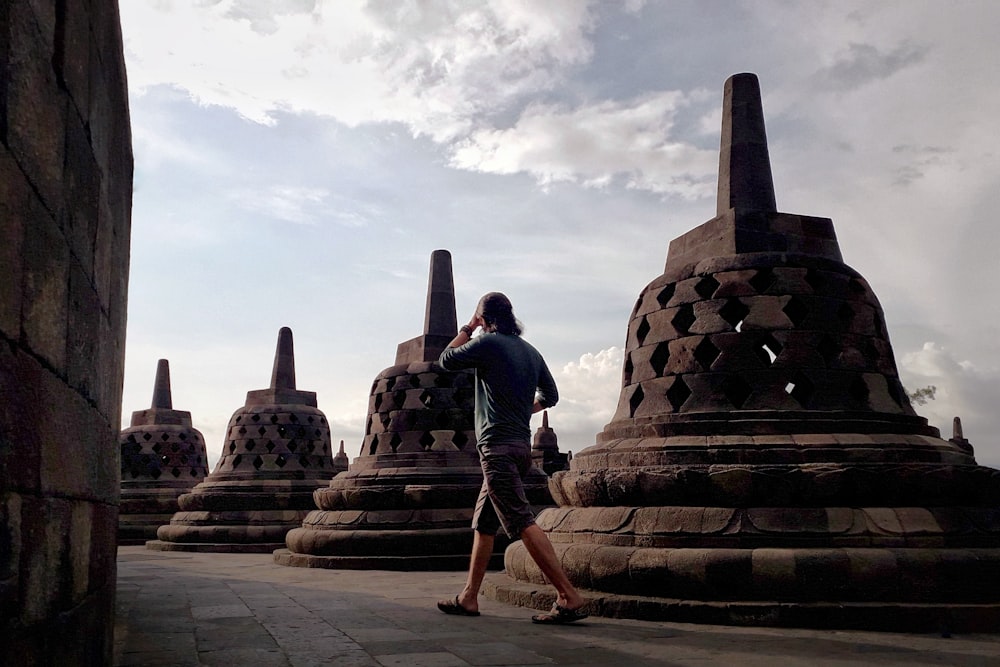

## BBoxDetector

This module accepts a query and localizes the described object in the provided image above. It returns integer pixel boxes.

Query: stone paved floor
[114,546,1000,666]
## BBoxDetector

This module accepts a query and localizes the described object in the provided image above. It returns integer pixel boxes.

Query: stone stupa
[119,359,209,544]
[275,249,552,569]
[531,411,570,476]
[487,73,1000,632]
[148,327,337,552]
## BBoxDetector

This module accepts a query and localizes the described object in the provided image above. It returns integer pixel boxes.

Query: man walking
[436,292,588,624]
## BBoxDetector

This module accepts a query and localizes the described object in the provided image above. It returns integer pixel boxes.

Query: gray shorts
[471,441,536,538]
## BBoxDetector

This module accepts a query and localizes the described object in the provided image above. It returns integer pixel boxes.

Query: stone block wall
[0,1,132,664]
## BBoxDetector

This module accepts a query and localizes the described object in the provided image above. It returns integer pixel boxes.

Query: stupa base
[483,572,1000,633]
[273,548,502,571]
[145,539,285,554]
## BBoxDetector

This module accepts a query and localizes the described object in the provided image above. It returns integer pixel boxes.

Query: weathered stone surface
[486,73,1000,632]
[0,3,132,663]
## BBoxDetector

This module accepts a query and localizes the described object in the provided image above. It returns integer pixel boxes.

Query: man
[435,292,588,624]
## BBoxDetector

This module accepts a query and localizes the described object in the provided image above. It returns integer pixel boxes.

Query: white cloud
[541,346,623,453]
[899,342,1000,468]
[450,92,716,197]
[230,185,330,224]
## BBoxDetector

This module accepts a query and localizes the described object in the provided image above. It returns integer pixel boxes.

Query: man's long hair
[478,292,523,336]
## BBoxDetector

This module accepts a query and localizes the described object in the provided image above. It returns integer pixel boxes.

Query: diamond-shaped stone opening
[171,467,181,478]
[251,414,260,422]
[170,443,180,452]
[142,432,152,441]
[126,434,137,443]
[179,433,187,441]
[238,426,247,435]
[306,442,316,453]
[628,384,645,418]
[650,343,671,377]
[722,375,753,408]
[419,431,435,449]
[434,373,453,388]
[275,455,287,468]
[656,284,676,307]
[232,453,243,468]
[257,426,267,436]
[289,414,299,423]
[622,354,634,385]
[849,376,870,405]
[385,377,396,391]
[379,413,391,430]
[694,337,721,370]
[245,439,256,451]
[408,374,421,388]
[151,442,162,453]
[373,394,383,412]
[636,316,651,345]
[453,431,469,449]
[630,295,643,319]
[277,425,287,437]
[390,433,402,452]
[393,390,407,408]
[308,415,315,423]
[368,435,379,455]
[784,373,814,407]
[672,304,696,335]
[718,299,749,331]
[160,433,170,441]
[286,440,297,452]
[270,415,279,424]
[436,412,451,429]
[228,441,237,453]
[837,303,855,326]
[298,456,310,468]
[190,469,200,478]
[817,336,839,364]
[783,297,808,327]
[666,376,692,412]
[694,275,720,300]
[420,390,433,407]
[159,455,169,465]
[749,268,775,294]
[235,415,243,423]
[804,269,823,294]
[252,455,264,470]
[753,334,782,366]
[149,468,161,480]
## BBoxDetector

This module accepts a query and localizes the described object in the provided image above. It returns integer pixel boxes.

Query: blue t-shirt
[439,332,558,445]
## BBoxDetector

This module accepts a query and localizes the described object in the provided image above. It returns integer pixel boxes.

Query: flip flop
[531,603,588,624]
[437,595,480,617]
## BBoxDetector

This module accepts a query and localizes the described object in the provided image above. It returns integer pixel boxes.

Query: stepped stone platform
[148,327,337,553]
[485,73,1000,632]
[119,359,209,545]
[276,250,551,570]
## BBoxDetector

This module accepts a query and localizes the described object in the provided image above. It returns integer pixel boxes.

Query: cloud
[543,346,623,453]
[815,41,929,92]
[898,342,1000,468]
[450,92,716,197]
[229,185,330,224]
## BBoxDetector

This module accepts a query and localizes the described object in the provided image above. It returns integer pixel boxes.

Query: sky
[118,0,1000,470]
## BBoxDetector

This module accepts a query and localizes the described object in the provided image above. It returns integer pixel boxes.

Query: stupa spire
[395,249,459,363]
[716,72,776,216]
[270,327,296,390]
[151,358,173,409]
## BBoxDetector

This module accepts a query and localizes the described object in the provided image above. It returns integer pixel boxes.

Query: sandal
[437,595,480,617]
[531,603,588,624]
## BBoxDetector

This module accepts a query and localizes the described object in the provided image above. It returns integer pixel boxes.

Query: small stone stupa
[275,249,552,569]
[119,359,208,544]
[488,73,1000,632]
[531,411,569,475]
[148,327,336,553]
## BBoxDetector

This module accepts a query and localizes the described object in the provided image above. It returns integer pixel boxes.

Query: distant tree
[906,385,937,406]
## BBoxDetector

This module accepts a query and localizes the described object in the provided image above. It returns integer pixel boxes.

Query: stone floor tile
[375,652,471,667]
[444,641,553,666]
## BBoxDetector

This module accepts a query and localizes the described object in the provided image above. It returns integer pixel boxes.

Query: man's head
[476,292,523,336]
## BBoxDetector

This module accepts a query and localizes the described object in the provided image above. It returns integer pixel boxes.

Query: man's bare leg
[456,530,494,613]
[519,523,586,610]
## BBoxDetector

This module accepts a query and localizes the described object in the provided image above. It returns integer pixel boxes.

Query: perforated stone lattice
[121,428,209,481]
[616,260,906,420]
[360,361,476,456]
[214,408,332,474]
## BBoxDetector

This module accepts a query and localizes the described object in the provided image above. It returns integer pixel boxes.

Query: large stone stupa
[148,327,337,552]
[275,249,552,569]
[487,73,1000,632]
[119,359,209,544]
